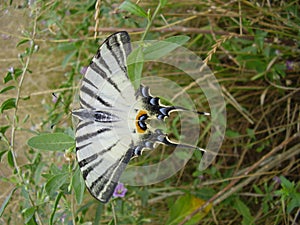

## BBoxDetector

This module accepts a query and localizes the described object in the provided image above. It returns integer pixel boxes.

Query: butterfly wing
[73,31,208,203]
[79,31,133,110]
[73,31,137,203]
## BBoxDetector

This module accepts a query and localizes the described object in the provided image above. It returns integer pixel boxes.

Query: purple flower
[273,176,281,184]
[286,60,293,71]
[80,67,87,75]
[113,183,127,198]
[1,34,10,40]
[8,66,14,74]
[52,94,58,103]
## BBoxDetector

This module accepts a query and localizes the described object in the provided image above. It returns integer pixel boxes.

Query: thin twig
[90,26,235,36]
[94,0,101,39]
[221,85,255,124]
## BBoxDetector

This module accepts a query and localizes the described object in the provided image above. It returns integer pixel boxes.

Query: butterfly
[72,31,209,203]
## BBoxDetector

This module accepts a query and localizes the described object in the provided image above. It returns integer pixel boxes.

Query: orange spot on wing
[135,110,148,133]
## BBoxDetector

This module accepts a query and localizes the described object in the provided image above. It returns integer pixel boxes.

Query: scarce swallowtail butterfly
[72,31,209,203]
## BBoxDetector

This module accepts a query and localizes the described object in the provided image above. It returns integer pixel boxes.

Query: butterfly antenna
[51,93,72,129]
[52,93,73,112]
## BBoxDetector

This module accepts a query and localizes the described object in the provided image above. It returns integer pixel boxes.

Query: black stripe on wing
[97,52,112,74]
[82,158,103,180]
[80,85,112,108]
[76,121,95,132]
[82,76,98,90]
[94,110,120,123]
[88,146,134,203]
[76,142,92,153]
[105,32,131,75]
[76,127,111,144]
[73,110,119,123]
[90,62,121,93]
[78,141,119,168]
[79,95,96,110]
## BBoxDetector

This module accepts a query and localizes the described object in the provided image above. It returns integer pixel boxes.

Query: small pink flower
[113,183,127,198]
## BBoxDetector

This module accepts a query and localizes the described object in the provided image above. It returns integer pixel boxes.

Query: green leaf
[72,166,85,204]
[128,46,144,89]
[57,42,77,51]
[127,35,190,88]
[275,176,300,213]
[0,150,8,161]
[0,125,10,135]
[4,68,23,83]
[3,71,13,83]
[226,129,240,138]
[166,194,211,225]
[33,160,46,184]
[22,206,36,224]
[22,114,30,124]
[16,39,30,47]
[233,198,254,225]
[94,204,104,225]
[279,175,294,190]
[0,98,16,113]
[49,163,63,175]
[0,187,18,217]
[246,128,255,140]
[20,186,30,202]
[50,192,63,225]
[119,1,147,18]
[159,0,168,8]
[160,0,168,7]
[20,95,30,101]
[7,150,15,167]
[45,173,68,197]
[27,133,75,151]
[0,85,15,94]
[287,193,300,213]
[254,30,268,51]
[62,50,77,68]
[143,35,190,61]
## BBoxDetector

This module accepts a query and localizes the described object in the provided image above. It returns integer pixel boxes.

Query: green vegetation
[0,0,299,224]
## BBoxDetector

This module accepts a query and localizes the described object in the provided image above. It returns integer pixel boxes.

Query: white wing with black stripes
[72,31,136,203]
[72,31,208,203]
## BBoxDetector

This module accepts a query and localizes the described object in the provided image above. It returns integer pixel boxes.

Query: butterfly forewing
[79,32,133,110]
[73,31,137,203]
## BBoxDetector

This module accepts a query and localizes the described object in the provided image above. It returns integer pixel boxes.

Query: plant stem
[141,1,162,41]
[9,9,44,225]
